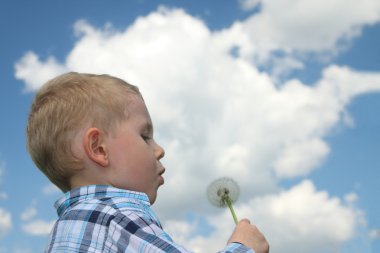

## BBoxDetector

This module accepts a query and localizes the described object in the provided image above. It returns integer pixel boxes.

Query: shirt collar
[55,185,151,216]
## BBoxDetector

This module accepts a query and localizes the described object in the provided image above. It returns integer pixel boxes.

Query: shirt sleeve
[219,243,254,253]
[104,211,254,253]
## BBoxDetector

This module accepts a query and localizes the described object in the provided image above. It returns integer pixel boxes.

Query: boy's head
[27,72,165,202]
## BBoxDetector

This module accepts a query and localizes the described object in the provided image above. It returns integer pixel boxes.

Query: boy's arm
[107,212,267,253]
[218,242,254,253]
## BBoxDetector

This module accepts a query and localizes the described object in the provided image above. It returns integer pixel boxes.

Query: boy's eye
[141,135,152,142]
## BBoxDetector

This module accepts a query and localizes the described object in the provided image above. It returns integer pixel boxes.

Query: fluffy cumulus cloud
[20,202,55,236]
[0,161,12,238]
[22,219,55,236]
[0,169,7,201]
[20,206,37,221]
[0,208,12,238]
[14,2,380,252]
[246,181,358,252]
[14,52,67,92]
[236,0,380,62]
[41,183,60,196]
[369,229,380,239]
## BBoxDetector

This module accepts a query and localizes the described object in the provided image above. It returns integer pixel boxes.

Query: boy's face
[106,95,165,204]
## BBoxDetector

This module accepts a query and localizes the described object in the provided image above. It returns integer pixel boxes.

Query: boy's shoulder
[55,185,158,227]
[47,186,172,253]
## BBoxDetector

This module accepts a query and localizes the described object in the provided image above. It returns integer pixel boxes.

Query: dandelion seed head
[207,177,240,208]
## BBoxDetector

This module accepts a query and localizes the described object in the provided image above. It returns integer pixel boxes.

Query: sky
[0,0,380,252]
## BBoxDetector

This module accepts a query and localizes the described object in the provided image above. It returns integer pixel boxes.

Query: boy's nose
[155,142,165,160]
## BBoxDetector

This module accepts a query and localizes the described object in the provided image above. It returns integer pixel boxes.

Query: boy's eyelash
[141,135,152,141]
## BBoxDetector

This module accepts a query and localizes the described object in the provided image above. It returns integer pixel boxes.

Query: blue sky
[0,0,380,252]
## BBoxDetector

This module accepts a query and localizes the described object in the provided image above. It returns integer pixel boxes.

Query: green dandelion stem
[223,195,238,225]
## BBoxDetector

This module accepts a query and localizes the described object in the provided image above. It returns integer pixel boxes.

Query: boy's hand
[227,219,269,253]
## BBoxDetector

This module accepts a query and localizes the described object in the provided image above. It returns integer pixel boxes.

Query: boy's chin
[148,194,157,205]
[144,189,155,204]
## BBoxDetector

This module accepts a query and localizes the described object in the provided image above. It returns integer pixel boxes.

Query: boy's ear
[83,128,109,167]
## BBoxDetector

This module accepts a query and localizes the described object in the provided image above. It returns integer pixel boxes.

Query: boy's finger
[239,218,251,224]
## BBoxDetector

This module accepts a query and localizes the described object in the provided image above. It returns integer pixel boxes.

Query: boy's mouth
[158,168,165,185]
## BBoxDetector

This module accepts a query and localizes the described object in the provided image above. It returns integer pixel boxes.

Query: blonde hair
[26,72,140,192]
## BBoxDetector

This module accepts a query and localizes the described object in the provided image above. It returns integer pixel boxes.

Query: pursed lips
[158,167,165,185]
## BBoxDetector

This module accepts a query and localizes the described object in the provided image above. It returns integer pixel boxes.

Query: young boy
[27,72,269,253]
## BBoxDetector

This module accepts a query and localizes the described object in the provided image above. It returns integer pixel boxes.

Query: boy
[27,72,269,253]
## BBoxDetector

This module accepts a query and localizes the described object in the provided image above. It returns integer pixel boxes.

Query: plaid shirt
[46,185,253,253]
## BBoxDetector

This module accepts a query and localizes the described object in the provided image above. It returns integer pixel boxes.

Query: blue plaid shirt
[46,185,253,253]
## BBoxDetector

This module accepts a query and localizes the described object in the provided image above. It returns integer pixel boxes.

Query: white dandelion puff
[207,177,240,224]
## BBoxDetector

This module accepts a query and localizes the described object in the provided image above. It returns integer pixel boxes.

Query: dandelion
[207,177,240,224]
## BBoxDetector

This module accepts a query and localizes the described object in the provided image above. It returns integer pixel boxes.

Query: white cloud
[234,0,380,75]
[0,161,11,237]
[369,229,380,239]
[246,180,358,252]
[20,198,57,237]
[238,0,380,52]
[22,219,55,236]
[42,183,60,196]
[12,249,33,253]
[0,192,7,200]
[14,51,67,92]
[239,0,261,11]
[0,163,7,200]
[274,138,330,178]
[0,208,12,238]
[21,201,55,236]
[0,159,5,182]
[345,192,358,204]
[20,206,37,221]
[14,5,380,251]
